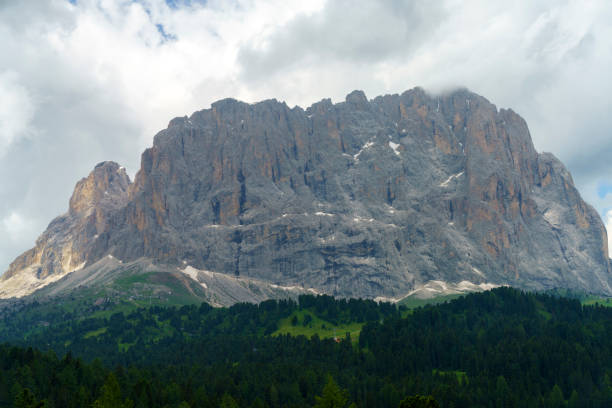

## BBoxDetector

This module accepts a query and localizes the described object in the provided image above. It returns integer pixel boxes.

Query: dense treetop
[1,288,612,407]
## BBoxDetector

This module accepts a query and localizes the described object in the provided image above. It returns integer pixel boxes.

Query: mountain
[1,87,611,304]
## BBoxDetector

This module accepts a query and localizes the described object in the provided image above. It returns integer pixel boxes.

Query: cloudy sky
[1,0,612,272]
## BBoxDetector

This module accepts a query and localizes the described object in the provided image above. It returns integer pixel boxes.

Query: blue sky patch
[597,182,612,199]
[165,0,207,9]
[156,24,177,43]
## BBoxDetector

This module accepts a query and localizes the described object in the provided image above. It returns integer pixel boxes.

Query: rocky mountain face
[2,87,611,302]
[0,162,130,298]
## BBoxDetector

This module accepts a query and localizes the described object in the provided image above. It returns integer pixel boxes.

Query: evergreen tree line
[0,288,611,407]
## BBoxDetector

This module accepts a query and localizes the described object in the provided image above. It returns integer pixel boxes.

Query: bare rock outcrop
[0,162,130,297]
[2,88,611,300]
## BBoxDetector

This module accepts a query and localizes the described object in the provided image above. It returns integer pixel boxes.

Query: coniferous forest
[1,287,612,407]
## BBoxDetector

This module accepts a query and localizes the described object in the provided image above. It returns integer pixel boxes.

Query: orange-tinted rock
[3,88,611,300]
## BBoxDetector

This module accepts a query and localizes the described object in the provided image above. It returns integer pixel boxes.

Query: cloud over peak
[1,0,612,272]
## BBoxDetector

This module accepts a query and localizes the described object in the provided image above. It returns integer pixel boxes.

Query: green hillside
[2,288,612,407]
[273,309,364,341]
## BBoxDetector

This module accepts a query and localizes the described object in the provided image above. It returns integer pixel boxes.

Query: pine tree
[314,376,349,408]
[567,390,579,408]
[92,373,133,408]
[398,395,440,408]
[494,375,512,408]
[14,388,45,408]
[546,384,565,408]
[219,393,239,408]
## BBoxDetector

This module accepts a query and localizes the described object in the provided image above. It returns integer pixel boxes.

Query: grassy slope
[271,294,465,341]
[12,285,611,358]
[581,296,612,307]
[398,293,465,309]
[397,290,612,315]
[83,327,107,339]
[540,288,612,307]
[0,269,208,345]
[13,271,571,352]
[273,310,363,342]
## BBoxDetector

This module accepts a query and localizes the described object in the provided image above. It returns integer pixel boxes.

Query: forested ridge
[2,288,612,407]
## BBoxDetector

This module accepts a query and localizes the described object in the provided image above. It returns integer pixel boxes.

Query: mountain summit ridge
[2,87,611,302]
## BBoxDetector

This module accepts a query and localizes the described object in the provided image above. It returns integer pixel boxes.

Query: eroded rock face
[0,162,130,297]
[2,88,611,299]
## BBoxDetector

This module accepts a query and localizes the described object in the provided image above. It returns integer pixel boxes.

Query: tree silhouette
[398,395,440,408]
[314,376,350,408]
[92,373,133,408]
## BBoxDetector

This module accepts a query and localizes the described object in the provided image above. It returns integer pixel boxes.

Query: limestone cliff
[2,88,610,300]
[0,162,130,297]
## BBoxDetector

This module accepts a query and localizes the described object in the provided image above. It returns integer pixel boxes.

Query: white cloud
[0,71,35,155]
[235,0,612,238]
[0,0,329,272]
[0,211,39,271]
[1,0,612,273]
[2,211,36,241]
[605,210,612,259]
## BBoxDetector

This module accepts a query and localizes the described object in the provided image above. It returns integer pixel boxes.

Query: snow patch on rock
[394,279,500,301]
[440,171,464,187]
[388,141,401,156]
[354,141,375,160]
